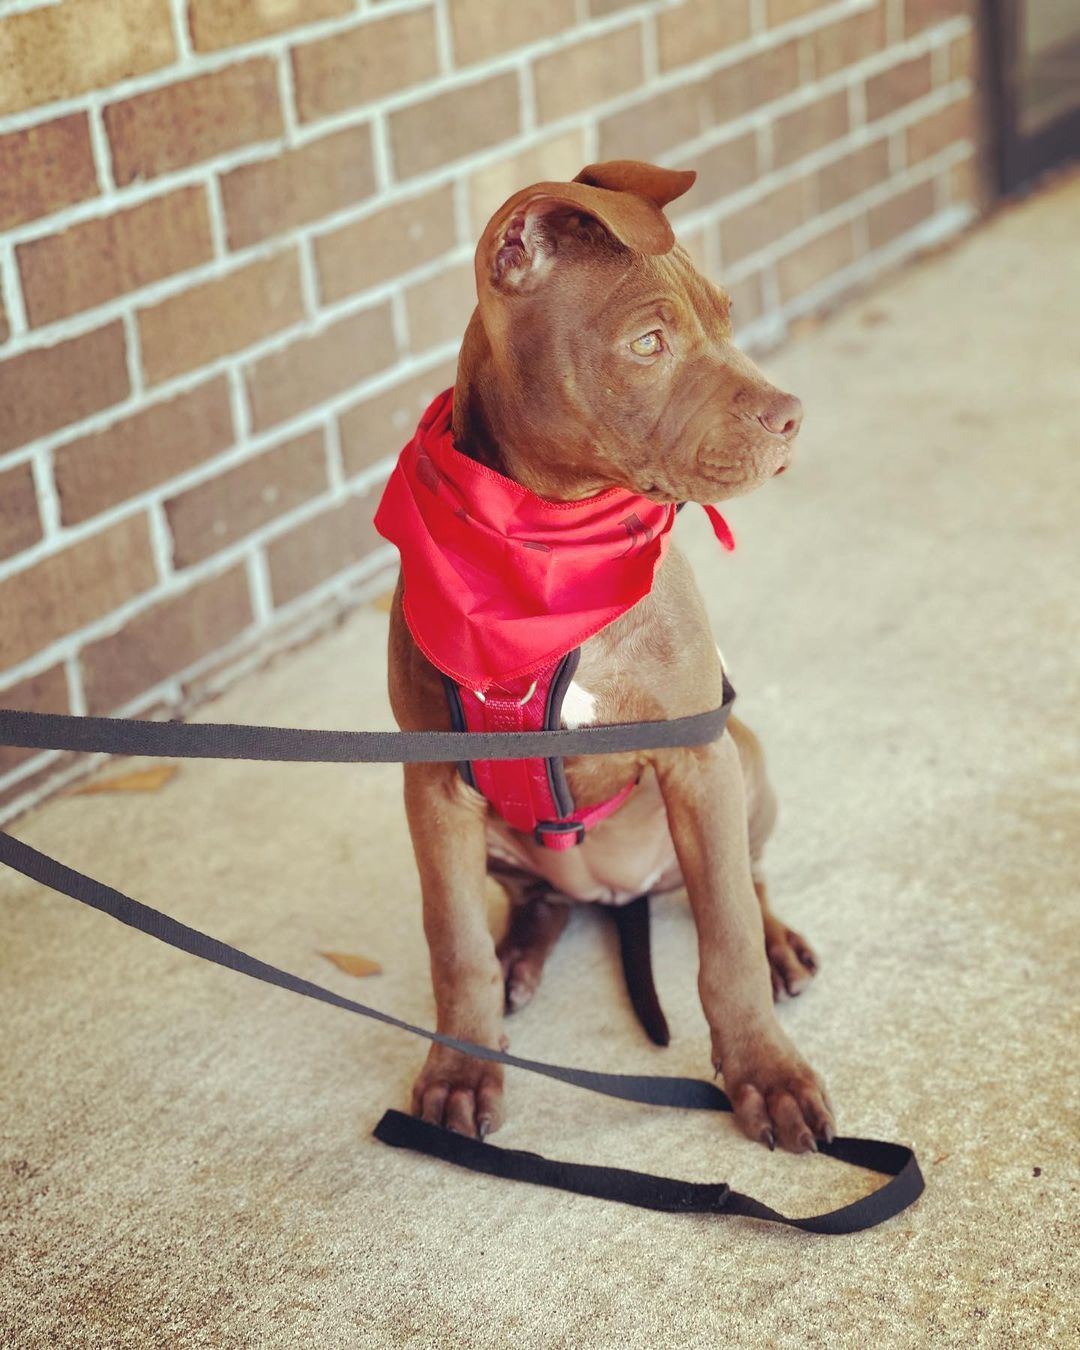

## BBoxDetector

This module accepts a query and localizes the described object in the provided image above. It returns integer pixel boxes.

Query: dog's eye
[629,331,663,357]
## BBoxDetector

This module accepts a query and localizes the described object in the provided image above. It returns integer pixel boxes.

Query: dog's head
[468,159,802,503]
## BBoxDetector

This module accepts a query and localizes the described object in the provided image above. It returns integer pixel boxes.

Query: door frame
[982,0,1080,194]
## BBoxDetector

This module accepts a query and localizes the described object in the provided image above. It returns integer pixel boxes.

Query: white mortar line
[146,500,176,582]
[324,412,346,492]
[432,0,455,74]
[64,654,87,718]
[369,111,393,194]
[516,61,536,138]
[0,242,28,338]
[227,364,251,441]
[203,171,230,257]
[28,446,60,537]
[85,102,115,193]
[275,46,299,142]
[641,10,659,84]
[167,0,193,59]
[120,309,143,397]
[296,235,321,318]
[245,547,274,624]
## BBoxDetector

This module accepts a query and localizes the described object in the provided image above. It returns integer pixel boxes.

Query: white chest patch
[561,680,597,729]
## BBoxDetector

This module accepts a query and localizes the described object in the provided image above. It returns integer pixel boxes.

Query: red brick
[292,11,440,123]
[766,0,830,22]
[404,264,476,355]
[18,187,214,328]
[80,566,252,714]
[0,665,71,776]
[468,130,588,234]
[390,74,520,180]
[0,0,176,117]
[267,492,382,607]
[807,4,886,79]
[221,126,376,251]
[816,139,891,211]
[165,429,328,568]
[0,290,8,345]
[867,179,936,248]
[449,0,576,65]
[244,304,398,433]
[105,59,283,186]
[534,26,644,123]
[0,515,156,669]
[709,41,801,123]
[773,89,850,169]
[905,0,970,37]
[339,361,458,479]
[0,324,129,456]
[0,463,42,562]
[723,179,810,268]
[54,378,234,526]
[866,52,933,122]
[188,0,351,50]
[777,221,857,302]
[599,80,712,162]
[0,114,98,232]
[670,132,758,216]
[137,251,304,387]
[658,0,751,72]
[906,97,973,164]
[719,179,812,266]
[315,185,457,304]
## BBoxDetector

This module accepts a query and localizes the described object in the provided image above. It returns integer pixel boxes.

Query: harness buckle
[533,819,586,848]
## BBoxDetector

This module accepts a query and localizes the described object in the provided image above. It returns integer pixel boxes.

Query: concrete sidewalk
[2,174,1078,1349]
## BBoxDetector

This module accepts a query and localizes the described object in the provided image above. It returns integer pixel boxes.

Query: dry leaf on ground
[320,950,383,977]
[70,764,179,796]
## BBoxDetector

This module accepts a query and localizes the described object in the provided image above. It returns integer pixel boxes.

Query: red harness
[374,389,733,850]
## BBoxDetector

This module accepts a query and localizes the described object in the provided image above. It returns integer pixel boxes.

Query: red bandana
[374,389,732,693]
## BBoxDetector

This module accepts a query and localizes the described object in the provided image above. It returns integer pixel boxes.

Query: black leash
[0,705,923,1232]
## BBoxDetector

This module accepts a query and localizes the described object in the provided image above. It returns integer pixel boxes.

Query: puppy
[379,160,832,1153]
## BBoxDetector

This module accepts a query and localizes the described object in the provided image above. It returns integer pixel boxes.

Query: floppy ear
[573,160,697,211]
[481,169,694,293]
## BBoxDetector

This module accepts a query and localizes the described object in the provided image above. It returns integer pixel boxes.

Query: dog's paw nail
[477,1118,491,1141]
[799,1132,817,1153]
[760,1127,776,1152]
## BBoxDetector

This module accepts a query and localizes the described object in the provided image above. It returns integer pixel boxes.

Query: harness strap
[0,827,924,1234]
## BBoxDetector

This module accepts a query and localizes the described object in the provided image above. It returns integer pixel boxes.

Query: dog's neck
[451,312,614,503]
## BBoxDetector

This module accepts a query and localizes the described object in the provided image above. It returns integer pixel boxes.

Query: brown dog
[385,160,833,1153]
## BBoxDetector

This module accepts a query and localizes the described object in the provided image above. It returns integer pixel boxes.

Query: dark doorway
[985,0,1080,193]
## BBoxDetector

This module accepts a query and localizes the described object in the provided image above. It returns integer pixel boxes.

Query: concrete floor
[2,173,1079,1349]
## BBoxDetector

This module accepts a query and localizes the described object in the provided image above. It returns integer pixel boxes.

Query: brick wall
[0,0,978,818]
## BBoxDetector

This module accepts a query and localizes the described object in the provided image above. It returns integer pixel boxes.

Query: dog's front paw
[763,913,818,1000]
[411,1044,505,1138]
[723,1048,834,1153]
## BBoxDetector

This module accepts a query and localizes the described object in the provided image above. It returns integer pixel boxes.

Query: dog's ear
[483,167,694,293]
[573,160,696,211]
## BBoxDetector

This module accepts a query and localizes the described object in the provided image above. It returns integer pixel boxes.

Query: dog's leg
[496,893,571,1012]
[404,761,506,1138]
[656,732,834,1152]
[729,715,818,999]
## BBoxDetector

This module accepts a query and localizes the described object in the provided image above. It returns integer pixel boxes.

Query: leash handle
[0,828,923,1234]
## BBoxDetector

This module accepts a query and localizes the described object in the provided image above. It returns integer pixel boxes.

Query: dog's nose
[757,393,803,440]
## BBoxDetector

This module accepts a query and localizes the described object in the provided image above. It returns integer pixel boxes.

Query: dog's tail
[611,894,670,1047]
